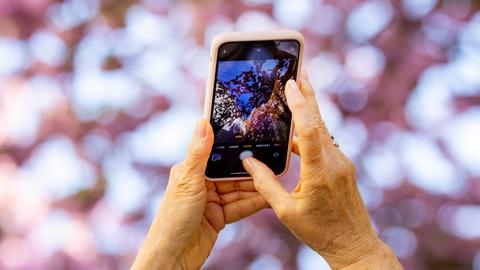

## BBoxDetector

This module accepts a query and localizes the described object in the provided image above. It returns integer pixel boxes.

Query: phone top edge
[210,30,305,52]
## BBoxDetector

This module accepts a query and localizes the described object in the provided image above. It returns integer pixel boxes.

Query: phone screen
[206,40,300,178]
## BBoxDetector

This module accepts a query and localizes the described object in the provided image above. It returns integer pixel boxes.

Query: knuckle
[313,114,327,132]
[166,162,185,191]
[301,116,324,141]
[184,145,208,176]
[173,174,201,196]
[170,162,184,175]
[303,150,324,167]
[302,125,320,140]
[182,166,202,180]
[187,142,205,159]
[174,178,189,193]
[336,158,357,183]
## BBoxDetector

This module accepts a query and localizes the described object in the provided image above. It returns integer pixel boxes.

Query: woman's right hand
[242,72,403,269]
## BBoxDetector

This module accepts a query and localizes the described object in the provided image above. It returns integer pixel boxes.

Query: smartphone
[203,31,304,180]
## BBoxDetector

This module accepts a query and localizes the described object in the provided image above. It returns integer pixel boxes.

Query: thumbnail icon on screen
[211,153,222,162]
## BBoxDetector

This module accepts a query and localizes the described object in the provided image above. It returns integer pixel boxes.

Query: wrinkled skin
[131,120,268,270]
[241,72,403,269]
[132,71,402,270]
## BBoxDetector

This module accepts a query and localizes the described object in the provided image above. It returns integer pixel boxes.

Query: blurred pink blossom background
[0,0,479,269]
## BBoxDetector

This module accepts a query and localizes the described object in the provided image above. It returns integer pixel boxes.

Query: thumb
[242,158,294,214]
[180,119,214,184]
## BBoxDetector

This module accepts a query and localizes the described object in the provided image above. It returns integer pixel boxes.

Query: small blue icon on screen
[211,153,222,161]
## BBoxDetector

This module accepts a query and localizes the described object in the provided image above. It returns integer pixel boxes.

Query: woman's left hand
[131,119,268,270]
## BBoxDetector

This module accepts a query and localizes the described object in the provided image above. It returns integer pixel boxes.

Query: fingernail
[286,80,303,102]
[195,119,207,138]
[242,158,256,170]
[286,79,296,91]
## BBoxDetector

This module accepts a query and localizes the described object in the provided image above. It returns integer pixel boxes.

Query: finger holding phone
[131,120,268,270]
[242,72,403,269]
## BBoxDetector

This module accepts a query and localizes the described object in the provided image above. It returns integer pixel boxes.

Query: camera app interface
[206,40,299,178]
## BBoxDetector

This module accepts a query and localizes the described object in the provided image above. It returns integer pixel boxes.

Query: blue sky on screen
[217,59,279,82]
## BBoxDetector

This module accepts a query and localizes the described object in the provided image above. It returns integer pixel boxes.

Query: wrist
[319,234,402,270]
[315,221,401,270]
[131,233,185,270]
[338,241,402,270]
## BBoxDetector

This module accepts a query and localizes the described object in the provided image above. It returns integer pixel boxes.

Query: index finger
[182,119,214,180]
[298,71,331,141]
[285,78,330,165]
